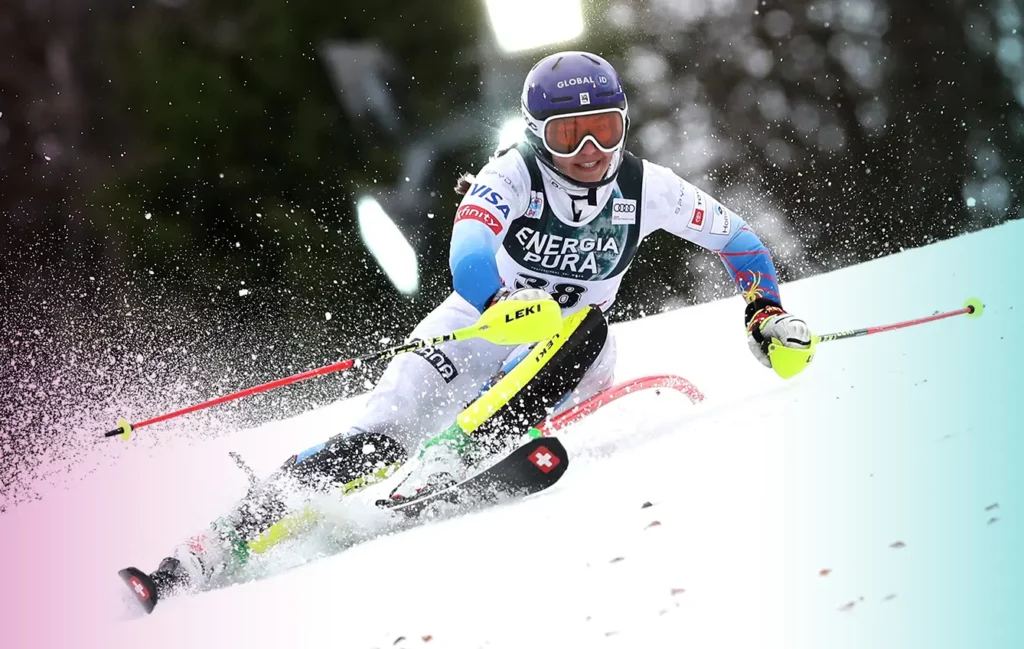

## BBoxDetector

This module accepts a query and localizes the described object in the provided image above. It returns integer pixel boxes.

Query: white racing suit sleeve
[641,161,783,304]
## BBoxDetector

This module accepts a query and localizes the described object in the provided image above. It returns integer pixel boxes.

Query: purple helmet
[521,51,630,188]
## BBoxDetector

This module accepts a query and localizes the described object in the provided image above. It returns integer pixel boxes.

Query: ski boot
[118,532,217,614]
[388,423,478,501]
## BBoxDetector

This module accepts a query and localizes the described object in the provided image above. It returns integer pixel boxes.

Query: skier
[144,51,813,596]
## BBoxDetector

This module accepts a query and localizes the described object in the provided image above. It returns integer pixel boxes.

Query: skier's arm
[449,153,531,312]
[643,163,812,374]
[644,164,781,305]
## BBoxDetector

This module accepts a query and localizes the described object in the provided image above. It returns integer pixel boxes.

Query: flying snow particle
[325,312,332,321]
[966,197,977,207]
[239,289,250,297]
[145,213,152,220]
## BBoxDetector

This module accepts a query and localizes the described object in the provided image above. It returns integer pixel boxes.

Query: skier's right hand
[487,286,554,308]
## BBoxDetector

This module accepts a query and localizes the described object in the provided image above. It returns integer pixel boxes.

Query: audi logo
[613,203,636,213]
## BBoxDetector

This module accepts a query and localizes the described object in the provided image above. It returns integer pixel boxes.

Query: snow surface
[2,222,1022,649]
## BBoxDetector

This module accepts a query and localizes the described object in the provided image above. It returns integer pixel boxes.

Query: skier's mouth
[577,161,599,169]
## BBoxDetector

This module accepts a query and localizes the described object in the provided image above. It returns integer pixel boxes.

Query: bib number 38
[514,274,588,309]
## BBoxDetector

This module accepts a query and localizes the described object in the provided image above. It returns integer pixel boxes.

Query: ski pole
[103,298,562,441]
[768,297,984,379]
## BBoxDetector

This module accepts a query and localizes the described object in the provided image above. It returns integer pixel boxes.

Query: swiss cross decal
[529,446,561,473]
[128,575,150,601]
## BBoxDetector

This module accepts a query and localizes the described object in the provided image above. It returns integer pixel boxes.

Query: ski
[118,566,161,615]
[380,436,569,517]
[118,437,569,615]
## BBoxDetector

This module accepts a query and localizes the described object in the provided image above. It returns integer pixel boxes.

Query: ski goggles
[539,108,626,158]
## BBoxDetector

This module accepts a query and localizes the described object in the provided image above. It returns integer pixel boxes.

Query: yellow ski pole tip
[116,418,134,442]
[963,297,984,318]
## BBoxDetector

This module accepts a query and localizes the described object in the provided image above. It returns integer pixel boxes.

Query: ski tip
[119,567,159,615]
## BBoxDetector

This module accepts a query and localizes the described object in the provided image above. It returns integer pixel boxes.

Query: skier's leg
[151,293,514,593]
[339,291,512,449]
[391,305,611,498]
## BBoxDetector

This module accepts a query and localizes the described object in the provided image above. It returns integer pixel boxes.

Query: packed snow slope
[2,221,1022,649]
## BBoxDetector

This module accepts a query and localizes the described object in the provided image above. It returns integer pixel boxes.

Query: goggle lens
[543,111,625,156]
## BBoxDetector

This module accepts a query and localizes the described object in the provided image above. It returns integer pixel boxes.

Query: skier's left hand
[745,299,814,372]
[487,286,554,308]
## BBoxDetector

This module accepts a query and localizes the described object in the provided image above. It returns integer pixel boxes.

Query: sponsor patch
[414,347,459,384]
[688,190,708,231]
[467,183,511,219]
[482,169,516,188]
[455,204,503,235]
[611,198,637,225]
[579,92,591,105]
[710,202,733,236]
[557,76,595,89]
[525,191,544,219]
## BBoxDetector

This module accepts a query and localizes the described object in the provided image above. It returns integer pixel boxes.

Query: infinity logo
[613,203,636,213]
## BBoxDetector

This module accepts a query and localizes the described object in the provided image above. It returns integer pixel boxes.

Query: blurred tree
[3,0,1024,511]
[605,0,1023,314]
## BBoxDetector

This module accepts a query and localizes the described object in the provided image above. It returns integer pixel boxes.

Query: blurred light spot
[974,146,1002,174]
[764,10,793,39]
[981,177,1012,210]
[357,197,419,296]
[757,87,788,122]
[856,99,888,133]
[793,101,821,138]
[817,124,847,152]
[607,2,635,28]
[997,36,1024,67]
[486,0,584,53]
[743,48,773,79]
[498,118,525,150]
[638,120,673,157]
[627,49,670,84]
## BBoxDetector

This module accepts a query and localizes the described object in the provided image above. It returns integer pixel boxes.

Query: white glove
[488,286,554,307]
[746,303,813,369]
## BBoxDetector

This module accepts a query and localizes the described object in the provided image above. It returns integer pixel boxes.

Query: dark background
[2,0,1021,510]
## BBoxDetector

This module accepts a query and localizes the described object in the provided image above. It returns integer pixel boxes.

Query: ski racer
[144,50,813,595]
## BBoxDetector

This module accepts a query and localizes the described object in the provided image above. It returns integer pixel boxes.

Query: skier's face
[553,140,613,184]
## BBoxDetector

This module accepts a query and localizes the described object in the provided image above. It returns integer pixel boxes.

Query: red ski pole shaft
[817,297,983,344]
[103,298,565,440]
[103,335,451,439]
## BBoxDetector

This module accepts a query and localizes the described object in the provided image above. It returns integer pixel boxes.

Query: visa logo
[469,184,511,219]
